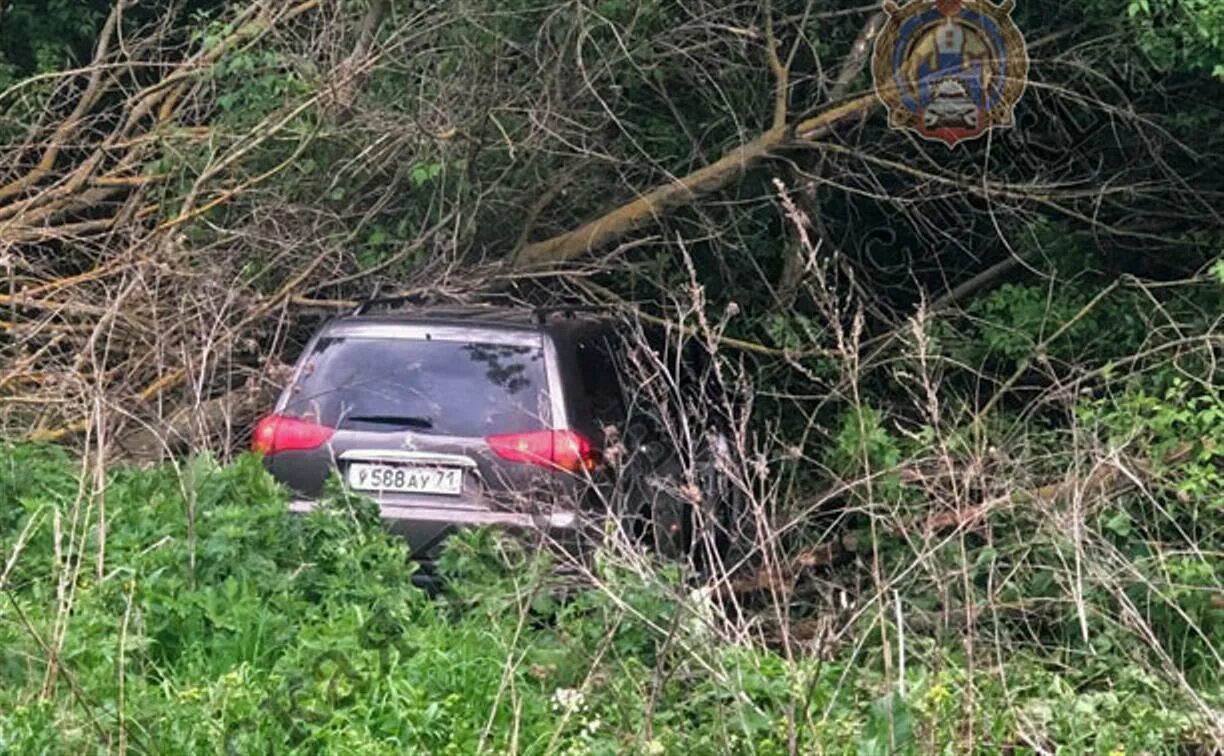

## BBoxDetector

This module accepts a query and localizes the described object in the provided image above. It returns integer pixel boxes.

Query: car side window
[575,335,626,427]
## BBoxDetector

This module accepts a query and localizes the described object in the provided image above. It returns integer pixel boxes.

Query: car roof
[326,305,614,334]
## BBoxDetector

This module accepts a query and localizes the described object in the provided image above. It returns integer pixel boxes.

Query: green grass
[0,444,1219,754]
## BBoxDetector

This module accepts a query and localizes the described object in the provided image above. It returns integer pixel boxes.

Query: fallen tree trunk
[510,6,891,267]
[113,361,294,462]
[513,93,879,267]
[920,442,1197,534]
[511,8,886,268]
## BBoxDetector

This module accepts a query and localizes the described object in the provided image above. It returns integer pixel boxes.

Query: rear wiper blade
[343,415,434,429]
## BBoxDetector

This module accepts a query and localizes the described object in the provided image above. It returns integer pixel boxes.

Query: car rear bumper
[287,499,579,528]
[287,498,582,560]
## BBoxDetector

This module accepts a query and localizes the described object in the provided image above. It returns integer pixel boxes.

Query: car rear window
[282,336,549,437]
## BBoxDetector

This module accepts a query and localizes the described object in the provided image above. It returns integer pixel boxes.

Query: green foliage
[1080,374,1224,492]
[855,691,915,756]
[0,0,110,90]
[1125,0,1224,77]
[1075,375,1224,684]
[826,404,903,497]
[1,446,1216,751]
[0,446,793,752]
[209,48,310,126]
[937,226,1155,372]
[765,312,822,352]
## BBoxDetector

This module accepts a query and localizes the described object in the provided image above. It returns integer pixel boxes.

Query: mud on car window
[282,336,549,436]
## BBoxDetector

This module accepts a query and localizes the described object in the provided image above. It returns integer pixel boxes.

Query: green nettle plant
[0,441,1219,753]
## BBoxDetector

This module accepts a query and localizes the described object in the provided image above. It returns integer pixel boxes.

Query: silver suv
[254,303,737,563]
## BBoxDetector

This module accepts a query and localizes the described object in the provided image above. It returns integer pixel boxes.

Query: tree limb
[328,0,389,119]
[763,0,789,130]
[775,12,885,305]
[511,2,889,270]
[921,443,1195,534]
[0,1,123,202]
[514,93,878,267]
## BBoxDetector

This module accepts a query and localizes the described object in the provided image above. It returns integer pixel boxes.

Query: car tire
[633,432,743,565]
[650,491,689,559]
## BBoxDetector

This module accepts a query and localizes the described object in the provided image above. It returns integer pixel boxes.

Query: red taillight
[485,429,598,472]
[251,415,334,456]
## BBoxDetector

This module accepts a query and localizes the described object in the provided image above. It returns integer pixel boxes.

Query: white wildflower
[551,687,585,713]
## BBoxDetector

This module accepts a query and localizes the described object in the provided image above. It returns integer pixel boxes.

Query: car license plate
[347,463,463,495]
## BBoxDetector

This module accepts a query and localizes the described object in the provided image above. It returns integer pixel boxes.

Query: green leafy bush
[0,444,1218,752]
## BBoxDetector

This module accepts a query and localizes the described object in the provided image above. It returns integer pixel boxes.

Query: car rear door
[264,321,572,510]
